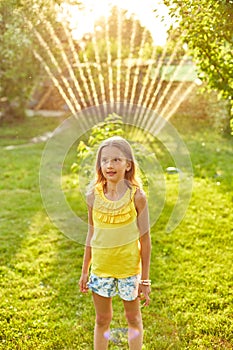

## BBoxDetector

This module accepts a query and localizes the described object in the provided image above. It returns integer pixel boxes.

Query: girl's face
[100,146,131,184]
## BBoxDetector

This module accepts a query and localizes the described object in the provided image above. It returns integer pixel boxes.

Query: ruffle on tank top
[93,184,137,225]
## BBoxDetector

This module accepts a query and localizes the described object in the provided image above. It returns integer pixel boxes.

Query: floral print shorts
[88,273,140,301]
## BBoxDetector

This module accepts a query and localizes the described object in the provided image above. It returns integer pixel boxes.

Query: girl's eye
[101,157,122,163]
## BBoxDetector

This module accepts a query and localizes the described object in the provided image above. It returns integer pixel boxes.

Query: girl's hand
[138,284,151,306]
[79,273,89,293]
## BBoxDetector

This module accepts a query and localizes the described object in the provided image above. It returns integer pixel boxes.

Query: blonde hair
[94,136,141,189]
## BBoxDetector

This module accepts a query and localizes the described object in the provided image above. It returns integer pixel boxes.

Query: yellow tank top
[91,184,141,278]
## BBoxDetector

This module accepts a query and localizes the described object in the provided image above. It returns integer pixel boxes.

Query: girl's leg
[123,298,143,350]
[92,292,113,350]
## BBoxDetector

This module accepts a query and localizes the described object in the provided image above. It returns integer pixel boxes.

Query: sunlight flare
[28,20,82,114]
[116,7,122,104]
[30,1,197,130]
[43,17,88,110]
[32,51,78,117]
[153,54,190,115]
[105,14,114,105]
[123,16,138,102]
[61,22,95,107]
[128,27,148,115]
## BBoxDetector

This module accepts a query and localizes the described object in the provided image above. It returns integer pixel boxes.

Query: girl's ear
[126,161,131,172]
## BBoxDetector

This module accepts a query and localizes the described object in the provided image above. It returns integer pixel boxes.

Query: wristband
[139,279,151,286]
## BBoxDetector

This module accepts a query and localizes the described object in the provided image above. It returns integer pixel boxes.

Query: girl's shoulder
[86,182,103,207]
[134,187,147,208]
[86,183,104,207]
[86,190,95,208]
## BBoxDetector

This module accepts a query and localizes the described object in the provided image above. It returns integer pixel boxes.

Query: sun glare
[58,0,173,46]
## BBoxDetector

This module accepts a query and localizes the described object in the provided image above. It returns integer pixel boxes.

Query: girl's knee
[125,310,142,327]
[96,312,112,328]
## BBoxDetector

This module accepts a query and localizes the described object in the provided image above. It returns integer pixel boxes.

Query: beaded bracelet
[139,279,151,286]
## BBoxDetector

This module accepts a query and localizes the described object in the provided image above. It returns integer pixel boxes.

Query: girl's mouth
[107,171,116,176]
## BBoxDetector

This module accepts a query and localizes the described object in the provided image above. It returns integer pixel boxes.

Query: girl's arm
[135,189,151,305]
[79,192,94,293]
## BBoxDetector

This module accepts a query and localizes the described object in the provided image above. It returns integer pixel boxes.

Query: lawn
[0,115,232,349]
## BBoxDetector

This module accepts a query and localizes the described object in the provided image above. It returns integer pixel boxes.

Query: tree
[163,0,233,131]
[0,0,66,121]
[99,6,154,58]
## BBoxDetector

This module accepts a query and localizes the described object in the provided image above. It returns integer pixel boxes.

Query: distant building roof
[156,64,198,82]
[113,58,198,82]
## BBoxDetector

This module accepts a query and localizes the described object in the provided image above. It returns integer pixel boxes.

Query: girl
[79,136,151,350]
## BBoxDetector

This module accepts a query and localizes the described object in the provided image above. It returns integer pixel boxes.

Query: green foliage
[0,0,65,121]
[163,0,233,131]
[231,115,233,135]
[0,0,35,119]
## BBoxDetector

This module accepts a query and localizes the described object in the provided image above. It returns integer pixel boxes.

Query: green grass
[0,115,233,349]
